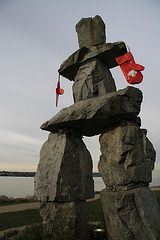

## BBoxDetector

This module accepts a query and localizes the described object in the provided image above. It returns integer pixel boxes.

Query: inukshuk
[34,16,160,240]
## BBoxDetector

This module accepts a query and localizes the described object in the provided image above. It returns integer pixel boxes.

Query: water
[94,177,105,192]
[0,177,34,198]
[0,176,160,198]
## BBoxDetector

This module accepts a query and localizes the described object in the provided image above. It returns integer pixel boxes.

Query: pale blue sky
[0,0,160,176]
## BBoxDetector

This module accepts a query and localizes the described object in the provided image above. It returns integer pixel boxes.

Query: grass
[1,224,106,240]
[1,225,44,240]
[0,197,36,207]
[87,199,104,222]
[154,190,160,206]
[0,200,104,232]
[0,201,104,232]
[0,200,105,239]
[0,209,42,231]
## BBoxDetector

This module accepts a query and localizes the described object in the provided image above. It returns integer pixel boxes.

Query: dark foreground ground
[0,189,160,240]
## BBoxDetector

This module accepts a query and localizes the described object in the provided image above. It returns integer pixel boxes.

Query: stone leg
[34,131,94,202]
[40,201,89,240]
[98,121,156,188]
[98,121,160,239]
[100,188,160,240]
[34,131,94,239]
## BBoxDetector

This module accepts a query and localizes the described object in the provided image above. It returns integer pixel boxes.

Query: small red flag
[56,74,64,107]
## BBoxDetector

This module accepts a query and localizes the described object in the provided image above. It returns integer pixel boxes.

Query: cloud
[0,130,45,170]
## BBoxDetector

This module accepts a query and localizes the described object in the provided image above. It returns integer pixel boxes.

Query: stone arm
[58,41,127,81]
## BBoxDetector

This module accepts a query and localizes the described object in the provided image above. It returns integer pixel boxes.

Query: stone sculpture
[34,15,160,239]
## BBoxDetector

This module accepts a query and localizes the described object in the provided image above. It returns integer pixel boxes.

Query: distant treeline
[0,171,36,177]
[93,172,101,177]
[0,171,101,177]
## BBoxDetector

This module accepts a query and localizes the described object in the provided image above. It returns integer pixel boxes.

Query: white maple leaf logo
[128,70,137,77]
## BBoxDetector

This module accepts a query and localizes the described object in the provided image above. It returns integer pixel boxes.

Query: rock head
[76,15,106,48]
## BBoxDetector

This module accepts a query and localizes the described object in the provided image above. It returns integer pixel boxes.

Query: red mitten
[56,76,64,107]
[115,52,145,84]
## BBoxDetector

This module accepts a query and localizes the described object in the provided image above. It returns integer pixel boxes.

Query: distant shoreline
[0,171,101,177]
[0,171,36,177]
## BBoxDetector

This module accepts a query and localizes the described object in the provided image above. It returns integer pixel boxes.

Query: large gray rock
[72,58,116,102]
[41,87,142,136]
[58,41,127,80]
[40,201,89,240]
[101,187,160,240]
[98,121,156,188]
[34,132,94,201]
[75,15,106,48]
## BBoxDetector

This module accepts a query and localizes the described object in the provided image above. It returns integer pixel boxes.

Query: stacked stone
[98,122,160,239]
[34,130,94,239]
[35,16,160,239]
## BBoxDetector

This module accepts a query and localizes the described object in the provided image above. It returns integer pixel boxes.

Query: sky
[0,0,160,177]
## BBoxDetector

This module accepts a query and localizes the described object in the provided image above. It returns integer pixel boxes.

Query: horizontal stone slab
[41,86,142,136]
[58,41,127,80]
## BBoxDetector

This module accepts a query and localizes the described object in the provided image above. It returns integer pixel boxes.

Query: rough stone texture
[35,14,159,240]
[72,59,116,102]
[40,201,89,240]
[100,187,160,240]
[75,15,106,48]
[41,87,142,136]
[34,132,94,201]
[98,121,156,189]
[58,41,127,80]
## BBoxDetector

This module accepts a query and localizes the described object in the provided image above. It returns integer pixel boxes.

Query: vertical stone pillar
[34,130,94,239]
[98,121,160,239]
[100,187,160,240]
